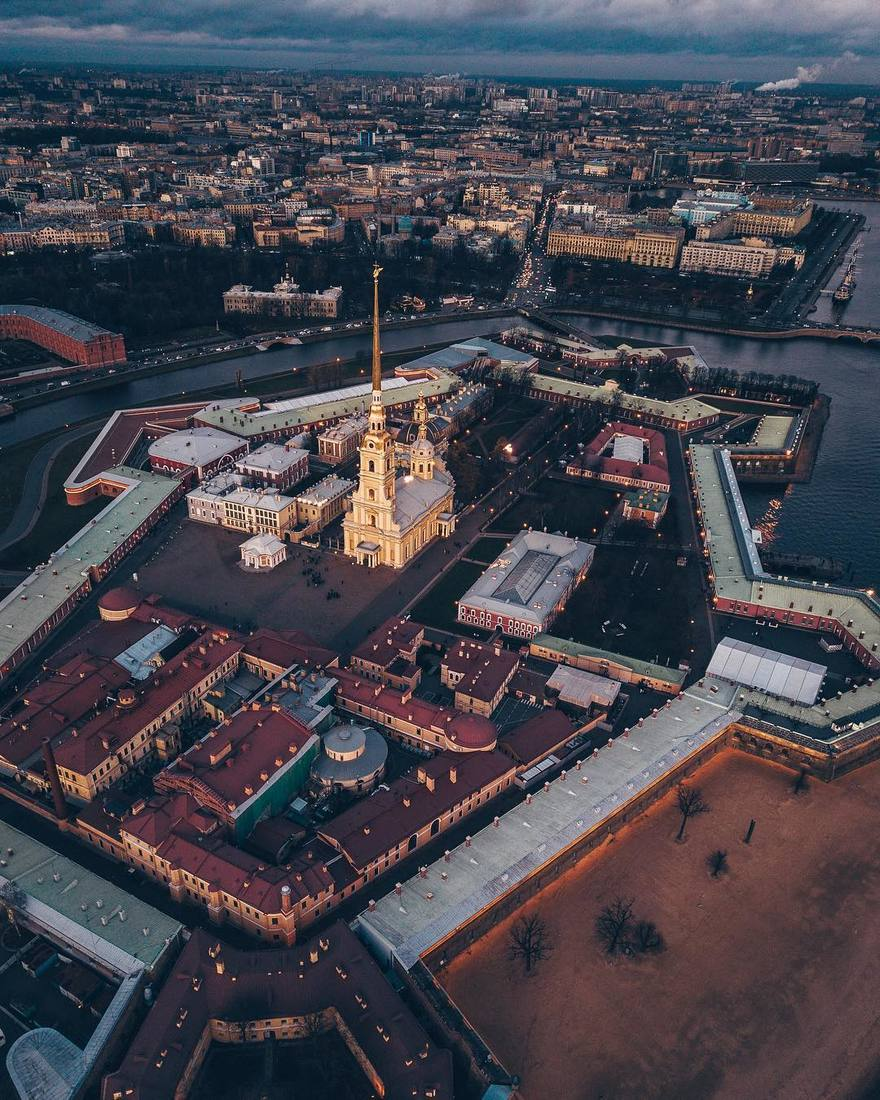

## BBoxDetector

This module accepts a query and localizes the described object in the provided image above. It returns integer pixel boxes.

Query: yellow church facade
[343,265,456,569]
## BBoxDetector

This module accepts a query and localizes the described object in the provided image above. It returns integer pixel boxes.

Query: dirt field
[440,750,880,1100]
[133,518,405,648]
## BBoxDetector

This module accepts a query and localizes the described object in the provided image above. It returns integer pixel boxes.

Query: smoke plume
[757,52,859,92]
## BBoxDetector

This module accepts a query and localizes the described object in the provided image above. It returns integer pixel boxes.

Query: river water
[3,204,879,586]
[809,200,878,328]
[2,315,520,448]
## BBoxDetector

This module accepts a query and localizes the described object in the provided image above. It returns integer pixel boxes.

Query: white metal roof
[611,433,645,464]
[706,637,826,706]
[355,679,740,970]
[148,427,242,469]
[458,531,594,628]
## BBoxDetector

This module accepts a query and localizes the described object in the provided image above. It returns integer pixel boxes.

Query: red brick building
[0,304,125,366]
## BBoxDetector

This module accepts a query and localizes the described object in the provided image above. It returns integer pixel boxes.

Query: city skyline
[0,1,877,84]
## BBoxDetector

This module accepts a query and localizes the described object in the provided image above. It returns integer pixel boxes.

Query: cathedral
[343,265,456,569]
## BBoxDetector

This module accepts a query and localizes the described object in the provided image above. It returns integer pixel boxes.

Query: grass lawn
[0,432,102,570]
[0,434,54,534]
[409,561,485,632]
[488,476,619,540]
[552,544,699,666]
[464,536,510,564]
[475,395,545,454]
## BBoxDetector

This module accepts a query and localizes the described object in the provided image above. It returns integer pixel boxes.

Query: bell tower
[344,264,397,562]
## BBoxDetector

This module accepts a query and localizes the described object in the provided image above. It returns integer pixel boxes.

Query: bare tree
[676,783,709,841]
[508,914,553,974]
[595,896,634,956]
[633,921,665,955]
[0,880,26,927]
[707,849,729,878]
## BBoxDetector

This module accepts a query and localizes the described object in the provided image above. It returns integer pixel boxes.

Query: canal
[1,314,519,448]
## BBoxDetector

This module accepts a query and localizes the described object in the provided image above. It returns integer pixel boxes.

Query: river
[809,200,878,328]
[1,314,520,448]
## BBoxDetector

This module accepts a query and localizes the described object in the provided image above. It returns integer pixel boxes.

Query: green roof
[0,820,181,974]
[532,633,687,686]
[0,466,180,675]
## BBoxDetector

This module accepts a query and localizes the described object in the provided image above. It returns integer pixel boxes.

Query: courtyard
[487,475,619,541]
[441,749,880,1100]
[552,543,703,667]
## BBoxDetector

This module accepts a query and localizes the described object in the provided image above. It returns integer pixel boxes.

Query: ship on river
[833,248,858,303]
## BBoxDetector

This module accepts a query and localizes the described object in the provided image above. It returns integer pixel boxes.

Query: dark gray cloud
[0,0,876,80]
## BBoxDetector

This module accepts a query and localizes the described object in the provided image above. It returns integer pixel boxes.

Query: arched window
[368,460,375,472]
[368,488,375,501]
[369,514,377,527]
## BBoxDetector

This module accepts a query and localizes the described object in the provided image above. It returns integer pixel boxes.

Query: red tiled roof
[500,710,580,768]
[243,627,339,671]
[318,750,514,871]
[53,632,243,776]
[155,707,315,814]
[335,668,497,751]
[442,639,519,703]
[97,586,140,613]
[121,791,339,909]
[571,420,670,487]
[350,617,424,670]
[0,653,131,768]
[100,923,453,1100]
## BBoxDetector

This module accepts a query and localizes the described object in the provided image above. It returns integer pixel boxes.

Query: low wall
[421,730,729,971]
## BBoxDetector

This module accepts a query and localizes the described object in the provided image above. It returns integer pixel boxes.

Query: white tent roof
[612,433,644,464]
[706,637,826,706]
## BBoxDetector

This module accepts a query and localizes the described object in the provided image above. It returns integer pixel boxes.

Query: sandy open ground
[440,750,880,1100]
[134,518,422,649]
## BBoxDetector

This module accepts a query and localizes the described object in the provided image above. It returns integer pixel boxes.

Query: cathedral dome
[399,418,444,445]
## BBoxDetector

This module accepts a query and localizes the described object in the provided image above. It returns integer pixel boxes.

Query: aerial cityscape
[0,12,878,1100]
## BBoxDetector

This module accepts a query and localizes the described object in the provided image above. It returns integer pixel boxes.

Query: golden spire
[371,262,383,399]
[415,390,428,440]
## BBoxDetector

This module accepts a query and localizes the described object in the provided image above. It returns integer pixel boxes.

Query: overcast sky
[0,1,877,84]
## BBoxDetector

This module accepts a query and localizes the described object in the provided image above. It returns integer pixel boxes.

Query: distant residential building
[252,211,344,248]
[547,222,684,268]
[731,200,812,238]
[680,237,805,277]
[29,221,125,250]
[223,278,343,319]
[172,222,236,247]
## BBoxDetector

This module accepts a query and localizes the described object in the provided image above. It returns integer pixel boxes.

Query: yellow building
[343,265,455,569]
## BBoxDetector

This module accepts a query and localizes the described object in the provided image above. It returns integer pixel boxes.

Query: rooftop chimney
[41,739,68,822]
